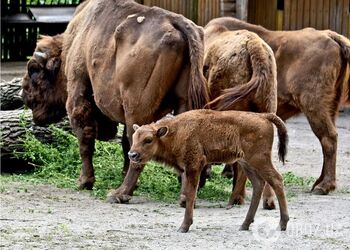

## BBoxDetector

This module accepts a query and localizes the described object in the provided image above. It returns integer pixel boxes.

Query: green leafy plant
[6,122,315,203]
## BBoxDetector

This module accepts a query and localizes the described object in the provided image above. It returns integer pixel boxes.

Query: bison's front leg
[178,165,201,233]
[67,97,97,190]
[107,123,144,203]
[107,162,144,203]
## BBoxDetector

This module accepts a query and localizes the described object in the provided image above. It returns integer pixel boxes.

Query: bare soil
[1,113,350,249]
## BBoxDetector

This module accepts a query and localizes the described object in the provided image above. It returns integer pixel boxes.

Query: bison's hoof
[311,182,336,195]
[106,190,131,204]
[78,176,95,190]
[263,198,276,210]
[227,196,244,209]
[177,226,189,233]
[280,221,288,231]
[311,181,336,195]
[179,195,186,208]
[312,187,329,195]
[239,224,250,231]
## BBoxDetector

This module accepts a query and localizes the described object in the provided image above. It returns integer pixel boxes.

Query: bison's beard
[32,104,66,126]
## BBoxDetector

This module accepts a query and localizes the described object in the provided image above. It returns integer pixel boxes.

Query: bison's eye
[143,138,153,145]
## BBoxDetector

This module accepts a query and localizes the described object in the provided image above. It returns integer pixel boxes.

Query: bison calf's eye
[143,138,153,144]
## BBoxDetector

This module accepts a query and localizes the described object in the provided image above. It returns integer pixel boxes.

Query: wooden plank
[284,0,291,30]
[310,0,317,28]
[303,0,310,27]
[342,0,349,36]
[323,0,330,28]
[290,0,298,29]
[336,0,343,33]
[316,0,324,29]
[329,0,337,30]
[296,0,304,29]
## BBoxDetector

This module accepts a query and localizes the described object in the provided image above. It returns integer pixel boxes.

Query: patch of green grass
[7,126,232,202]
[282,171,315,187]
[4,125,315,203]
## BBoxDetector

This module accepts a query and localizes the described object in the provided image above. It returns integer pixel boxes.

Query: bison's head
[21,35,67,126]
[128,124,169,164]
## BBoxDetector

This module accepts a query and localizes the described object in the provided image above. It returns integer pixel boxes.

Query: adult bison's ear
[133,124,140,131]
[156,127,168,138]
[46,57,61,80]
[27,59,42,80]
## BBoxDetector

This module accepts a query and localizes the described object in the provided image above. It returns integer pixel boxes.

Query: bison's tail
[263,113,288,164]
[171,18,210,109]
[326,30,350,103]
[206,36,277,113]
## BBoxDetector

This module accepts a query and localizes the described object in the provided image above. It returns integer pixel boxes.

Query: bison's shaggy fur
[202,24,278,209]
[204,27,277,114]
[207,17,350,197]
[129,109,289,233]
[22,0,209,201]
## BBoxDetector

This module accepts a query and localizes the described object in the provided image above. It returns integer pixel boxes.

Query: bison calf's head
[129,124,169,164]
[21,35,67,126]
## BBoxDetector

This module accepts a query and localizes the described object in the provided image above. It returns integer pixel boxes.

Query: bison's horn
[33,51,48,65]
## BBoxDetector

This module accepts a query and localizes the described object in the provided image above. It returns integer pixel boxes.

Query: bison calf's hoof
[263,198,276,210]
[106,190,131,204]
[178,226,189,233]
[239,224,250,231]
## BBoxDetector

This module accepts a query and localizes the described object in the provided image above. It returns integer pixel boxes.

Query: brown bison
[129,109,289,232]
[204,28,277,113]
[21,0,209,202]
[205,17,350,198]
[203,25,278,209]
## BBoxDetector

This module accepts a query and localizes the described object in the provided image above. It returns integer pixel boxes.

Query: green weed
[4,125,314,203]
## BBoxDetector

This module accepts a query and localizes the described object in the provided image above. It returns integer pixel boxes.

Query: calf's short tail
[263,113,288,163]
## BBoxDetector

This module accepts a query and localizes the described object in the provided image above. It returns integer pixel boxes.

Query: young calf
[129,109,289,232]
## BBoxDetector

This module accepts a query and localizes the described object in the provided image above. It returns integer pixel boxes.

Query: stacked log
[0,79,70,164]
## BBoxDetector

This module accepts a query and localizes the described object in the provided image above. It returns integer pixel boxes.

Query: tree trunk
[0,110,71,160]
[0,78,23,110]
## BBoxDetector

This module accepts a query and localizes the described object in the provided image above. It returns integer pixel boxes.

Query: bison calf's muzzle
[128,151,141,164]
[131,109,289,232]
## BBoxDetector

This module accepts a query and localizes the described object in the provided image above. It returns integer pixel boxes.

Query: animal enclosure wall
[141,0,222,26]
[247,0,350,37]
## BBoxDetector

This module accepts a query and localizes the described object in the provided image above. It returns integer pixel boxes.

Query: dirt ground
[1,113,350,249]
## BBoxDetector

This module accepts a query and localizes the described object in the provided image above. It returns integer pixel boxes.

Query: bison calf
[129,109,289,232]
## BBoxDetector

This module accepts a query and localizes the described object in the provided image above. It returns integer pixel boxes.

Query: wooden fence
[247,0,350,37]
[142,0,221,26]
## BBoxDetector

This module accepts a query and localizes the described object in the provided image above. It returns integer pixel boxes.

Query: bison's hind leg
[303,110,337,195]
[258,162,289,231]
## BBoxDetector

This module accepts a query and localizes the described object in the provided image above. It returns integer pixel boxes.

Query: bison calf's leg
[178,168,201,233]
[238,162,265,231]
[263,170,289,230]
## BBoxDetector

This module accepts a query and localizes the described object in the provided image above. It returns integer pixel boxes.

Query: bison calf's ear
[156,127,168,138]
[133,124,140,131]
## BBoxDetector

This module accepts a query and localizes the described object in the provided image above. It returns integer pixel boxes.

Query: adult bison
[21,0,209,202]
[206,17,350,197]
[203,25,278,208]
